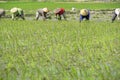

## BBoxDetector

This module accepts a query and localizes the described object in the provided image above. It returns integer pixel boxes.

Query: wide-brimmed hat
[80,9,89,16]
[10,7,18,13]
[42,8,49,12]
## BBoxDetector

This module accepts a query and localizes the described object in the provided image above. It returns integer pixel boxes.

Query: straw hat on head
[42,7,49,12]
[10,7,18,13]
[80,9,89,16]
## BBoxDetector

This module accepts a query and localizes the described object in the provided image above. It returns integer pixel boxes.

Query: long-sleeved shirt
[55,8,65,15]
[37,9,47,18]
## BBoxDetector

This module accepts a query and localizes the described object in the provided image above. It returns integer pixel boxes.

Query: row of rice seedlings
[0,19,120,79]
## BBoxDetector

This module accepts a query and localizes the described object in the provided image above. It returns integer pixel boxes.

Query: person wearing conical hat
[79,9,90,22]
[10,7,25,20]
[112,8,120,22]
[0,9,5,18]
[54,8,66,20]
[35,7,50,20]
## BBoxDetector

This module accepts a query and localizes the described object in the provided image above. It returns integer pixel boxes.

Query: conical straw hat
[80,9,88,16]
[42,8,49,12]
[10,7,18,13]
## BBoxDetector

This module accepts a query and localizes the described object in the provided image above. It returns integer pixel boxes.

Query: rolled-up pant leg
[35,12,39,20]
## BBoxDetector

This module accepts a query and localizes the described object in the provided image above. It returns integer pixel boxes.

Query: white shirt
[115,8,120,20]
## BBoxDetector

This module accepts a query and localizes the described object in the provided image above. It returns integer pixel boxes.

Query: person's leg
[58,14,61,20]
[20,15,25,20]
[11,14,15,20]
[35,12,40,20]
[20,11,25,20]
[80,15,83,22]
[86,13,90,20]
[117,13,120,20]
[42,12,47,20]
[62,12,66,20]
[45,12,51,19]
[21,16,25,20]
[112,12,117,22]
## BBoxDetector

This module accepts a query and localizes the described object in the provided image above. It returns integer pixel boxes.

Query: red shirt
[55,8,65,15]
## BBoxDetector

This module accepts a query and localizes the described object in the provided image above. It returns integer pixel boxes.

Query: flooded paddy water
[24,10,114,22]
[4,10,114,22]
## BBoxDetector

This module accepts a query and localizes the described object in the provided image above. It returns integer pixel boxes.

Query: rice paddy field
[0,1,120,80]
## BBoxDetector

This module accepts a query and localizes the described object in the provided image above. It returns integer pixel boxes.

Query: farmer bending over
[10,7,25,20]
[35,7,50,20]
[112,8,120,22]
[54,8,66,20]
[79,9,90,22]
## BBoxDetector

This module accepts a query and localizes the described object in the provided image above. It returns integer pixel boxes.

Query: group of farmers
[0,7,120,22]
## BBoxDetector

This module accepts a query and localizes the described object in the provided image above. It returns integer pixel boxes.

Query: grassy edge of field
[0,1,120,10]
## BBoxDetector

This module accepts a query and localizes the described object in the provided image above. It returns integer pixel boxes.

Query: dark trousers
[57,12,66,20]
[16,11,25,20]
[80,13,90,22]
[112,12,117,22]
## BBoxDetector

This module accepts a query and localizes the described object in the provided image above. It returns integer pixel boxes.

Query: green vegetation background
[0,1,120,80]
[0,2,120,10]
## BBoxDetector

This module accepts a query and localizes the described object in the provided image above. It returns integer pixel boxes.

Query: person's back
[0,9,5,18]
[55,8,65,15]
[37,9,43,12]
[35,8,49,20]
[59,8,65,15]
[37,9,44,15]
[17,8,23,15]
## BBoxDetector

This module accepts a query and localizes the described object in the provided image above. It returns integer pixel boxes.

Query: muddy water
[90,10,113,22]
[23,10,114,22]
[1,10,114,22]
[65,10,114,22]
